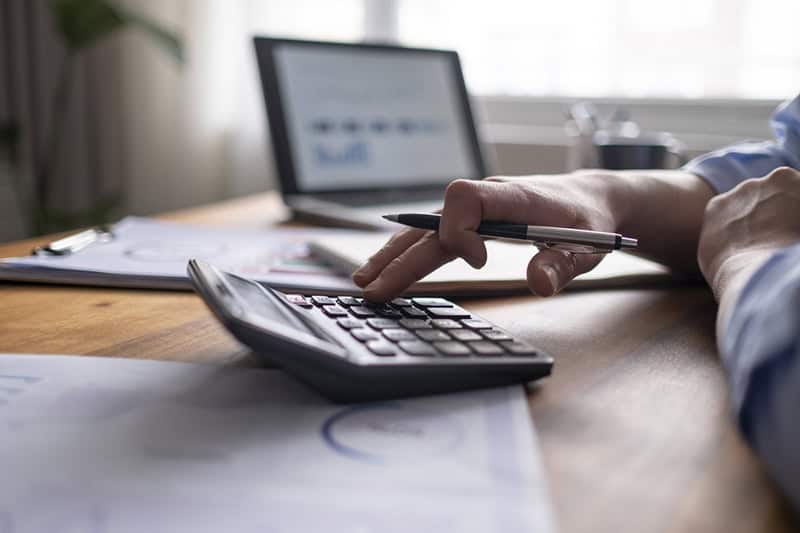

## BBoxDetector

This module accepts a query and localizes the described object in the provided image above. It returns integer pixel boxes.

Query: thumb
[527,248,605,296]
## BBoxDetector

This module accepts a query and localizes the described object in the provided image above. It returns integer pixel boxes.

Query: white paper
[0,217,359,293]
[0,354,555,533]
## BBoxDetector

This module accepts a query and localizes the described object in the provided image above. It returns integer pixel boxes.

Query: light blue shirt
[684,93,800,512]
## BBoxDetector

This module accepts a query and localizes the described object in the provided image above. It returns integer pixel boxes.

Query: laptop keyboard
[286,294,540,359]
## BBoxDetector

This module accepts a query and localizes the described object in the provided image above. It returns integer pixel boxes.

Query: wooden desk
[0,192,793,532]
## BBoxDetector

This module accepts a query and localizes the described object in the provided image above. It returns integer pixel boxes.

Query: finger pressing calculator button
[412,297,452,308]
[431,319,462,329]
[398,341,437,356]
[500,341,538,356]
[426,306,471,319]
[311,295,336,306]
[366,318,400,330]
[382,329,417,342]
[468,341,504,356]
[433,341,472,356]
[416,330,451,342]
[322,305,348,317]
[337,317,364,330]
[337,296,362,307]
[366,340,397,356]
[398,319,432,329]
[351,329,380,342]
[449,329,482,341]
[286,294,312,307]
[400,307,428,318]
[461,319,493,329]
[391,298,413,307]
[349,306,376,318]
[481,329,512,341]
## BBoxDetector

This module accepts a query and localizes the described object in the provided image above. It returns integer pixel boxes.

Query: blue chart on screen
[321,403,462,464]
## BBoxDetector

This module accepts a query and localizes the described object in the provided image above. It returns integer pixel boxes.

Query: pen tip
[382,214,399,222]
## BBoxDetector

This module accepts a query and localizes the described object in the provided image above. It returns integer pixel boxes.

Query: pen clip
[32,225,115,256]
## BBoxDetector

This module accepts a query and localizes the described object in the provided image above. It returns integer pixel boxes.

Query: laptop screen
[258,39,484,194]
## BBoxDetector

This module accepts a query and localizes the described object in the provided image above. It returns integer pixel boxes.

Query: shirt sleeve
[683,94,800,193]
[722,243,800,512]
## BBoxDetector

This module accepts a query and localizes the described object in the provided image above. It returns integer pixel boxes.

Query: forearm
[582,169,715,272]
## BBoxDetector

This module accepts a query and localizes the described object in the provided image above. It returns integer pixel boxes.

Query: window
[394,0,800,99]
[248,0,365,42]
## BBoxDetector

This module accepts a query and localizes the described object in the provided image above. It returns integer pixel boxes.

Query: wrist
[713,249,778,340]
[570,169,632,231]
[711,249,777,301]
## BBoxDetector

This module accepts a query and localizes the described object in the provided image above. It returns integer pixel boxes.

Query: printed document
[0,354,555,533]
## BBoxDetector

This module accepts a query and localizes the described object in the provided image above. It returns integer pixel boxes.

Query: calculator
[188,260,553,402]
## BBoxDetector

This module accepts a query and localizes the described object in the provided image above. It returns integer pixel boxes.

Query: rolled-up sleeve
[684,94,800,193]
[722,243,800,512]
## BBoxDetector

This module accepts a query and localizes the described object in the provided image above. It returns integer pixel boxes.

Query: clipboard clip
[32,225,115,256]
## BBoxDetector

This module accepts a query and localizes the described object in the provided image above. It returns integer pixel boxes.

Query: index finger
[352,228,427,287]
[362,232,457,301]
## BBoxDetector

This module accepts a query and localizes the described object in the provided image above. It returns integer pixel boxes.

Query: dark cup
[594,132,685,170]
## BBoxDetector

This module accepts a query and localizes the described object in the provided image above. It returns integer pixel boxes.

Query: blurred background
[1,0,799,241]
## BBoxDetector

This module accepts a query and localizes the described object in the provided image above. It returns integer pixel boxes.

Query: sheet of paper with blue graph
[0,354,555,533]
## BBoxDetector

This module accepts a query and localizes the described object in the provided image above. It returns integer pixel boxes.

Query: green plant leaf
[116,6,185,65]
[48,0,184,65]
[50,0,125,50]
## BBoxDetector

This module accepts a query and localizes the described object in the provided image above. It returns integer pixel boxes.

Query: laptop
[253,37,487,230]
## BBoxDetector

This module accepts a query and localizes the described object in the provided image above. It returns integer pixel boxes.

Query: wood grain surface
[0,192,794,532]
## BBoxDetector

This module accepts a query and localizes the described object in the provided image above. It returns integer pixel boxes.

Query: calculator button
[337,318,364,330]
[431,319,462,329]
[311,295,336,306]
[399,318,432,329]
[337,296,362,307]
[461,319,493,329]
[412,297,452,308]
[366,340,397,356]
[433,341,472,356]
[426,306,471,319]
[416,329,451,342]
[398,341,437,356]
[322,305,348,317]
[449,329,482,342]
[372,307,403,319]
[349,306,377,318]
[351,329,380,342]
[366,318,400,330]
[468,341,504,356]
[286,294,312,307]
[364,301,394,310]
[382,329,417,342]
[500,341,538,356]
[400,307,428,318]
[391,298,413,307]
[481,329,512,341]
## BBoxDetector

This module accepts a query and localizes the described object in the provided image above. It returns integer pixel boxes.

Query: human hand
[353,173,626,301]
[698,166,800,301]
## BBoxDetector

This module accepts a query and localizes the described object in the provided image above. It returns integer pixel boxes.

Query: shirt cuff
[683,142,792,194]
[721,243,800,430]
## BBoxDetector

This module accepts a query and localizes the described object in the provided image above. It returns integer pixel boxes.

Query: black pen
[383,213,638,252]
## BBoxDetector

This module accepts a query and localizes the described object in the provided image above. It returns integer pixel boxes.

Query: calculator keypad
[297,294,540,360]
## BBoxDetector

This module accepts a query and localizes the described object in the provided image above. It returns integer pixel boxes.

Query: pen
[382,213,638,252]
